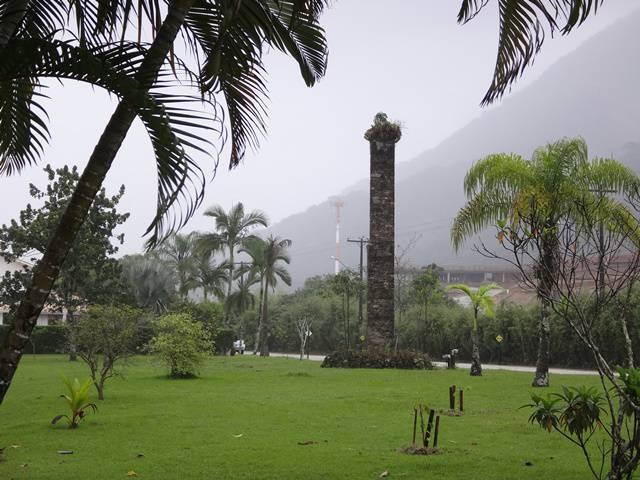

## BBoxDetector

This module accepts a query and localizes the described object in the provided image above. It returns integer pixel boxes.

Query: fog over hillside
[272,10,640,287]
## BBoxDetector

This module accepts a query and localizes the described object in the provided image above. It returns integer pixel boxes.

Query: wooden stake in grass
[419,405,426,447]
[459,389,464,413]
[433,415,440,448]
[449,385,456,411]
[412,406,418,446]
[424,409,435,447]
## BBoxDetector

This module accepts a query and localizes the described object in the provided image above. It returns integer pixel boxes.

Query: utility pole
[347,237,369,330]
[332,200,344,274]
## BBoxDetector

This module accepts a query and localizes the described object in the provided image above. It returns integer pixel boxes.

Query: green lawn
[0,355,604,479]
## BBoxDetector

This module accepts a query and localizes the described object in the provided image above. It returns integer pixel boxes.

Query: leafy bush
[67,305,149,399]
[321,349,433,370]
[148,313,213,378]
[51,377,98,429]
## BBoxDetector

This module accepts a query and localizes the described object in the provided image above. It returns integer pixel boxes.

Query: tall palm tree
[259,235,292,356]
[445,283,502,376]
[202,203,268,305]
[159,233,198,299]
[239,236,267,354]
[241,235,291,356]
[451,137,640,386]
[0,1,329,403]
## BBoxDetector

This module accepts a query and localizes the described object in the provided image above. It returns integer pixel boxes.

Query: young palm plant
[51,377,98,429]
[445,283,502,376]
[451,137,640,386]
[0,1,329,403]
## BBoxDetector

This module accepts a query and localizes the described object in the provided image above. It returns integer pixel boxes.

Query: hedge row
[0,325,68,354]
[322,349,434,370]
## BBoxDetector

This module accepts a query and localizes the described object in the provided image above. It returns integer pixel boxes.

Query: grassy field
[0,355,604,479]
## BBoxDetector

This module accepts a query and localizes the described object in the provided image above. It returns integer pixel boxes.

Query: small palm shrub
[51,377,98,429]
[148,313,213,378]
[321,349,433,370]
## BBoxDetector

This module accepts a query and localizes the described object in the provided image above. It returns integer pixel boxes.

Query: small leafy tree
[149,314,213,378]
[445,283,502,376]
[412,265,444,351]
[68,305,148,400]
[327,269,365,350]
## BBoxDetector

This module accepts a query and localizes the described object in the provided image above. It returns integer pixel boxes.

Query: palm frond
[0,38,221,246]
[0,78,49,174]
[458,1,602,105]
[445,283,474,298]
[451,190,513,251]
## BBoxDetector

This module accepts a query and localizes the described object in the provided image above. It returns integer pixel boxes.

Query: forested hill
[272,10,640,287]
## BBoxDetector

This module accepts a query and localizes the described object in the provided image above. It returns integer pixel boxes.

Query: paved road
[270,352,599,376]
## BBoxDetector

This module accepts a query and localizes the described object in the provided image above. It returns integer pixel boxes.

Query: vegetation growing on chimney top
[364,112,402,143]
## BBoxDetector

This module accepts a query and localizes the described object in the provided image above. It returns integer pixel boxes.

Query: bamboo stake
[459,389,464,413]
[433,415,440,448]
[419,405,425,447]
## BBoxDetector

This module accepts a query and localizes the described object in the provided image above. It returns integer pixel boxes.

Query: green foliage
[51,377,97,429]
[321,350,433,370]
[457,1,602,105]
[526,386,605,438]
[148,314,213,378]
[0,325,67,354]
[363,112,402,143]
[68,305,149,399]
[167,300,228,354]
[120,254,176,313]
[0,164,130,314]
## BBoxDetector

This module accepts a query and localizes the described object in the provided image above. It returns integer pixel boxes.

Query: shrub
[148,313,213,378]
[321,349,433,370]
[67,305,148,399]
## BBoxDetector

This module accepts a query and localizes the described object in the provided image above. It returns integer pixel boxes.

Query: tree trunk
[532,236,556,388]
[259,286,269,356]
[96,378,105,401]
[226,246,234,322]
[67,310,77,361]
[532,299,551,387]
[0,0,195,404]
[621,314,635,369]
[470,327,482,376]
[253,277,264,354]
[366,137,397,349]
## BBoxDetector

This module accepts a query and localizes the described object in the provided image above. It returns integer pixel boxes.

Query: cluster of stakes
[406,385,465,455]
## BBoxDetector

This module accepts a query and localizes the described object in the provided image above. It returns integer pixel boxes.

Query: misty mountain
[271,10,640,287]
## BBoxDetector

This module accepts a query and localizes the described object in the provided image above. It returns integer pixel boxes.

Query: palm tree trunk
[532,299,551,387]
[532,237,555,388]
[253,277,264,354]
[0,0,195,404]
[470,325,482,376]
[259,285,269,356]
[366,137,397,349]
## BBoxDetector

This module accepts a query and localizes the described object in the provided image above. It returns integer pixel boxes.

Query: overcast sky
[1,0,638,254]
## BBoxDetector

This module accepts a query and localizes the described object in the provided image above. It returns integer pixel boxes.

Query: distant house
[0,257,64,326]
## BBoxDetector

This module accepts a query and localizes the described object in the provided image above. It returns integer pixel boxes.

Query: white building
[0,257,63,326]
